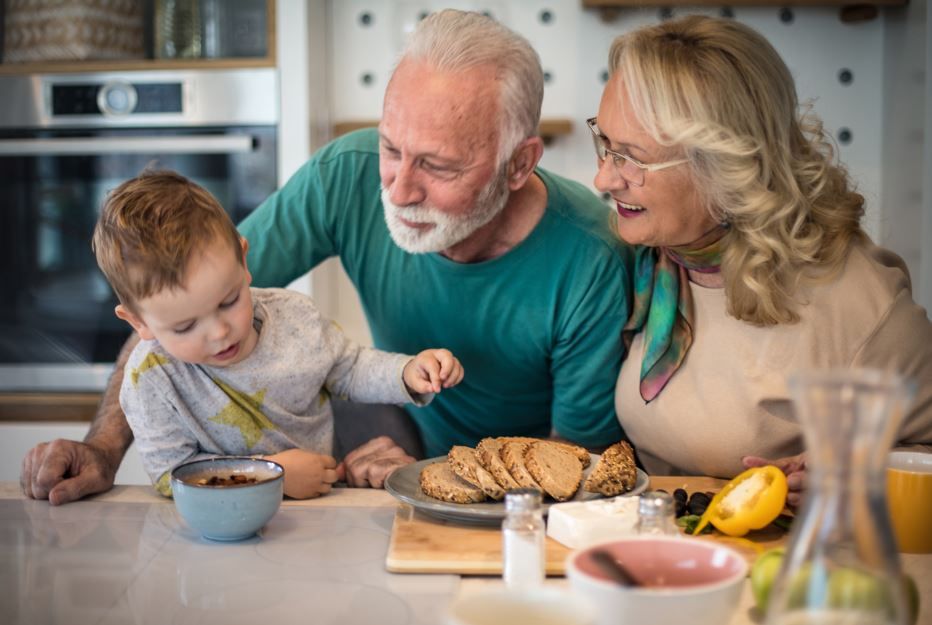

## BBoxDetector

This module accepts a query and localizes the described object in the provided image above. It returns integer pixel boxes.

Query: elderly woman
[591,16,932,504]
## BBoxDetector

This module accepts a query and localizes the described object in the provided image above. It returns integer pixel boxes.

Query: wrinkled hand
[336,436,414,488]
[21,439,118,506]
[403,349,464,395]
[267,448,339,499]
[742,452,807,508]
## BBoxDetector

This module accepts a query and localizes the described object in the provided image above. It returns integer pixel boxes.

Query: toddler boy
[93,171,463,498]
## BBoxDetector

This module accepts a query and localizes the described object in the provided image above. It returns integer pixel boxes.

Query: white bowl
[566,536,747,625]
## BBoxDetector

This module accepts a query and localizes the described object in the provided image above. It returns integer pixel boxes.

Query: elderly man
[21,10,631,503]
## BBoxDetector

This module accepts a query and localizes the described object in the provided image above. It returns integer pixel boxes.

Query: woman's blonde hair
[609,15,866,325]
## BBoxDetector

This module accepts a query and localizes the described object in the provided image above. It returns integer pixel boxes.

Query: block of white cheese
[546,495,640,549]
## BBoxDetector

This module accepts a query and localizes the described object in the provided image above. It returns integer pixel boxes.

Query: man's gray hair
[401,9,544,164]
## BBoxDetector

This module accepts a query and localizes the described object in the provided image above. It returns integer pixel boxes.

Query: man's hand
[403,349,464,395]
[337,436,415,488]
[21,439,119,506]
[265,449,340,499]
[742,452,807,508]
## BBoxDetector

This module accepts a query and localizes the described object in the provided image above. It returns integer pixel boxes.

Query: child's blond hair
[93,170,243,311]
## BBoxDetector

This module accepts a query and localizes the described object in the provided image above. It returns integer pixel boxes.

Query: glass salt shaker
[636,491,679,536]
[502,488,545,589]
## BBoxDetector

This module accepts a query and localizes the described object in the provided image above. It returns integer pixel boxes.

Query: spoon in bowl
[590,549,640,587]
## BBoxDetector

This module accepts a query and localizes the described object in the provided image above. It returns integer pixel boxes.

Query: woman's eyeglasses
[587,117,687,187]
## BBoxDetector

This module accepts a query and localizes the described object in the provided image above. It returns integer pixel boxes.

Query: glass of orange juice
[887,450,932,553]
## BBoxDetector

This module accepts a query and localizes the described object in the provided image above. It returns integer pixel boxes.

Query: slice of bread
[500,441,543,491]
[499,436,590,468]
[525,441,583,501]
[419,461,487,504]
[476,437,520,490]
[583,441,638,496]
[447,446,505,501]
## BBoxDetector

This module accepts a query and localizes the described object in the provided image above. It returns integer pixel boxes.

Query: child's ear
[115,304,155,341]
[240,237,253,284]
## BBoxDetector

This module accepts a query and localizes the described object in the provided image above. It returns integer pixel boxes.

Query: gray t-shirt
[121,287,423,494]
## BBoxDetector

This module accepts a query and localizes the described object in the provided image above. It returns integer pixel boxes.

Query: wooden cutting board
[385,476,789,575]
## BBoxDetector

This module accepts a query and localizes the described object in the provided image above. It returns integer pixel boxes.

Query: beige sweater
[615,242,932,478]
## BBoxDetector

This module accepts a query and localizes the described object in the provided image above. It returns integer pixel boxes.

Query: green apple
[750,548,785,612]
[825,568,919,625]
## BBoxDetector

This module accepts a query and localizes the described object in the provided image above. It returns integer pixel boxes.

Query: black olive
[673,488,688,503]
[675,500,688,517]
[687,491,712,516]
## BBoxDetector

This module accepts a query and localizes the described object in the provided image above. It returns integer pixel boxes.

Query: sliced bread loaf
[448,445,506,501]
[476,437,520,490]
[500,440,543,491]
[524,441,584,501]
[499,436,590,468]
[419,461,487,504]
[583,440,638,496]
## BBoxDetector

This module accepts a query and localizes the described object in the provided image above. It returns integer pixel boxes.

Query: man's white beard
[382,166,510,254]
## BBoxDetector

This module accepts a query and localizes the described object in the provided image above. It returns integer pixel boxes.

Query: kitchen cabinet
[581,0,907,23]
[0,0,276,75]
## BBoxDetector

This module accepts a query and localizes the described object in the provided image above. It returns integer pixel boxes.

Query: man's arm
[20,334,138,505]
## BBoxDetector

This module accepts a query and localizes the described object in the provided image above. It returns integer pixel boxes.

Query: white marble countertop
[1,483,928,625]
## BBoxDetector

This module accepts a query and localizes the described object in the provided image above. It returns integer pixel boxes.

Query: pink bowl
[566,536,747,625]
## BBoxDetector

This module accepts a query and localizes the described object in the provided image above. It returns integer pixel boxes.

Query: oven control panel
[51,82,183,117]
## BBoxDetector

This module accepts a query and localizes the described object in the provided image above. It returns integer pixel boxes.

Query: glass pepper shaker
[636,491,679,536]
[502,488,545,589]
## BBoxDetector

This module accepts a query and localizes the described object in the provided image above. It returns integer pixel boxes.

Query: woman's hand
[265,449,339,499]
[403,349,464,395]
[742,452,807,508]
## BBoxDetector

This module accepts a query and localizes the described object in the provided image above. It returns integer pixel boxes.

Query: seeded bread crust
[476,437,520,490]
[500,441,543,491]
[447,446,505,501]
[583,440,638,496]
[419,461,487,504]
[498,436,590,468]
[525,441,583,502]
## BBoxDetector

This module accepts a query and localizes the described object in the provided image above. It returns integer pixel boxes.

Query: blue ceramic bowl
[170,456,284,541]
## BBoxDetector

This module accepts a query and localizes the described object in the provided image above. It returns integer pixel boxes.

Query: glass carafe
[765,369,916,625]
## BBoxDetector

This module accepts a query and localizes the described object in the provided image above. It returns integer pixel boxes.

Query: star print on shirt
[208,379,276,448]
[130,352,170,387]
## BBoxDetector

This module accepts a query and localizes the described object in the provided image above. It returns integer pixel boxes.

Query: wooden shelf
[582,0,906,22]
[0,393,102,422]
[333,118,574,142]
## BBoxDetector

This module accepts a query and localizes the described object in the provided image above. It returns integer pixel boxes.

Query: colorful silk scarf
[622,225,729,402]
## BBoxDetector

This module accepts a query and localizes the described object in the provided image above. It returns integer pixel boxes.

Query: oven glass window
[0,126,277,377]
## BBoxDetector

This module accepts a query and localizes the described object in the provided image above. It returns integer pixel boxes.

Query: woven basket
[4,0,145,62]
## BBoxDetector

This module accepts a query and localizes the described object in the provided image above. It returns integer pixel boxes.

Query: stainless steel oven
[0,68,278,391]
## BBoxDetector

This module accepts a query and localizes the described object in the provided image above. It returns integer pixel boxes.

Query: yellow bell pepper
[692,466,789,537]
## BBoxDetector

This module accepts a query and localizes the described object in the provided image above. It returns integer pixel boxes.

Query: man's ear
[115,304,154,341]
[506,136,545,191]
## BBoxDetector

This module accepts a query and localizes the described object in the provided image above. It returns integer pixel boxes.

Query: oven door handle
[0,135,256,156]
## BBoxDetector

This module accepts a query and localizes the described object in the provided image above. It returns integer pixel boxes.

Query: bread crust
[525,441,583,501]
[476,437,520,490]
[583,440,638,496]
[500,441,543,491]
[419,461,487,504]
[448,446,505,501]
[498,436,590,468]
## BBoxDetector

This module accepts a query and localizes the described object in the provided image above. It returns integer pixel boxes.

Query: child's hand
[265,448,339,499]
[403,349,464,395]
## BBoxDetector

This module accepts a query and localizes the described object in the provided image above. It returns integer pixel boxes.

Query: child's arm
[262,449,339,499]
[402,349,465,395]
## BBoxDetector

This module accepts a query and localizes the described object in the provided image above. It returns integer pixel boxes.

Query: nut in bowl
[170,456,284,541]
[566,536,747,625]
